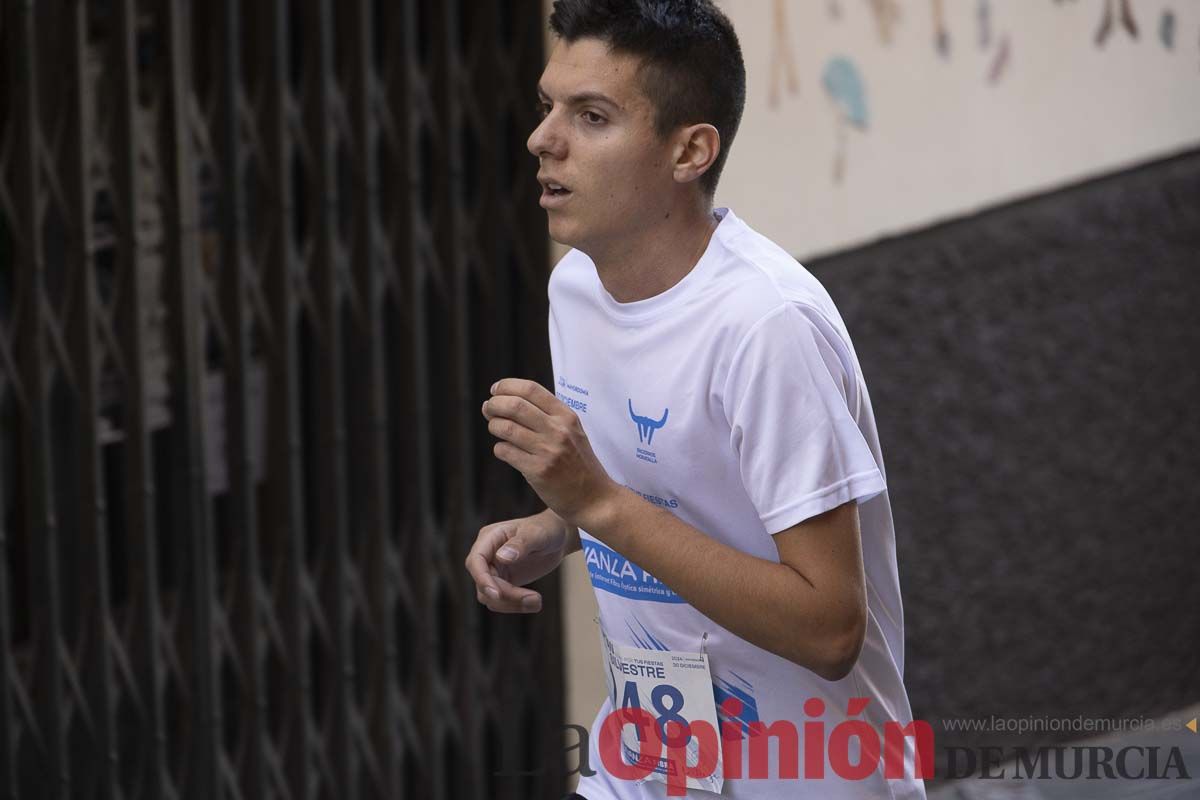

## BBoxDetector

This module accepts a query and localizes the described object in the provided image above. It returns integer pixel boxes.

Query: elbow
[814,609,867,682]
[817,646,860,683]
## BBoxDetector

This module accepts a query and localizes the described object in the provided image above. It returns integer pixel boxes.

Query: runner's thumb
[495,539,522,564]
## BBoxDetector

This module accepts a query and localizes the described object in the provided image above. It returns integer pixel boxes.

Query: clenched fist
[482,378,618,529]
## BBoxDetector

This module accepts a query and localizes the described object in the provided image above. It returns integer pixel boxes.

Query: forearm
[579,485,857,680]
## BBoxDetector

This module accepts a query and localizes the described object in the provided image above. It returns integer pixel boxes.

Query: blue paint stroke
[822,56,869,130]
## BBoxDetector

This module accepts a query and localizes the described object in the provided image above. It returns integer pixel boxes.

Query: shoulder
[706,210,852,353]
[701,212,865,409]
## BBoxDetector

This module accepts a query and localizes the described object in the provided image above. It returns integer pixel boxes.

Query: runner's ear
[671,122,720,187]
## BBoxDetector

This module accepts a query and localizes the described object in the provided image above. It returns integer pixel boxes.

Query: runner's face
[527,38,676,249]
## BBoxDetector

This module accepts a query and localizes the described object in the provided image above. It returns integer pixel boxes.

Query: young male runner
[465,2,927,797]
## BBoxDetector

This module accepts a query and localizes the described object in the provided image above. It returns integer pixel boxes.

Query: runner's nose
[527,111,566,160]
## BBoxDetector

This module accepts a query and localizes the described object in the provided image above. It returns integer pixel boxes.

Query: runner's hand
[483,378,618,528]
[465,511,568,613]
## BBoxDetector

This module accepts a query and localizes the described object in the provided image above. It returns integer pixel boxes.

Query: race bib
[600,625,724,794]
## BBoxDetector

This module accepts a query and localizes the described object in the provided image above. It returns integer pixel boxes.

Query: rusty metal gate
[0,1,562,798]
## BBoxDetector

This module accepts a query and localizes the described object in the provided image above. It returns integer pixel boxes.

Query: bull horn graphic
[628,399,669,445]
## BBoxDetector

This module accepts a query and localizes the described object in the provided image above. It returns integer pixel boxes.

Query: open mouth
[539,181,573,208]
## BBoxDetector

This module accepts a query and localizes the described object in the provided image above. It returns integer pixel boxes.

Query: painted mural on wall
[769,0,801,109]
[982,0,1010,85]
[932,0,950,59]
[977,0,992,50]
[987,33,1011,86]
[1159,9,1175,50]
[761,0,1195,184]
[867,0,902,45]
[821,57,868,184]
[1093,0,1139,47]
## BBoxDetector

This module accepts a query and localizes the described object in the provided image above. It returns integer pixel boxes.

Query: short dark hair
[548,0,746,198]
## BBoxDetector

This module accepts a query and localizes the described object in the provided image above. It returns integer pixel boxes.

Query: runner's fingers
[464,525,515,595]
[479,575,543,614]
[482,395,549,433]
[472,566,531,613]
[464,550,499,596]
[492,440,537,474]
[487,415,539,453]
[491,378,561,417]
[476,589,541,614]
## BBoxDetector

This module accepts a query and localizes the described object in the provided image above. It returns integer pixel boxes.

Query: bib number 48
[621,680,692,747]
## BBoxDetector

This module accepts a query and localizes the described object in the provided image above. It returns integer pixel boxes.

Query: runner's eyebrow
[537,85,623,111]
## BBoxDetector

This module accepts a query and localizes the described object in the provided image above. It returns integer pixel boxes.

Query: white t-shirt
[551,208,926,799]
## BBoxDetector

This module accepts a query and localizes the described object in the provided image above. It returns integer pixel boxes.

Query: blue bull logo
[628,399,669,445]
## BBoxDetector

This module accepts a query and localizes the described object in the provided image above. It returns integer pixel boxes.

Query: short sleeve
[723,302,886,533]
